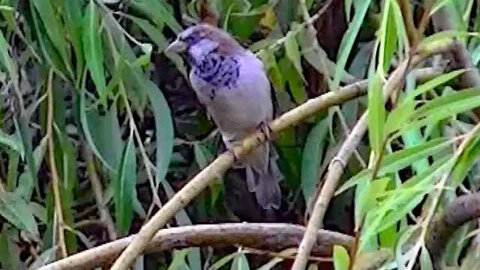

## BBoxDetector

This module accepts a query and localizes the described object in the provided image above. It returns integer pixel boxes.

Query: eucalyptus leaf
[115,132,137,235]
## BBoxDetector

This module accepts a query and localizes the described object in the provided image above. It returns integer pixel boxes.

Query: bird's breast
[190,52,273,141]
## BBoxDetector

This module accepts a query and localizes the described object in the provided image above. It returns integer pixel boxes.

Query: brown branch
[38,223,353,270]
[432,7,480,88]
[291,39,461,269]
[110,80,369,270]
[426,193,480,269]
[397,0,420,47]
[82,144,117,241]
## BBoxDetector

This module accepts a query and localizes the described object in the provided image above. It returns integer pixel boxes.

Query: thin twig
[46,70,68,258]
[397,0,420,47]
[82,143,117,240]
[110,80,368,270]
[39,223,353,270]
[119,83,164,213]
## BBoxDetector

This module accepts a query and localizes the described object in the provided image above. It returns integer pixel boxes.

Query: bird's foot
[226,147,239,163]
[257,121,273,141]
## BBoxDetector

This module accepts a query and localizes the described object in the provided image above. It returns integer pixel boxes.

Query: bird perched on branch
[167,24,282,210]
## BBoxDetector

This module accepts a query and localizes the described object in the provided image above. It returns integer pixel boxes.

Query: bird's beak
[166,40,187,53]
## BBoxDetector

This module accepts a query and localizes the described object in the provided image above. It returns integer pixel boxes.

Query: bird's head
[166,24,243,65]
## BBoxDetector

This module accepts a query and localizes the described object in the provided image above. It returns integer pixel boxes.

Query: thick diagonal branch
[110,80,368,270]
[39,223,353,270]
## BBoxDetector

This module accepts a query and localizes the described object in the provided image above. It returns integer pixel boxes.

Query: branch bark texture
[39,223,353,270]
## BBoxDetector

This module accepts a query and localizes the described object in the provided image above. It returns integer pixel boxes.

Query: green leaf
[29,2,66,78]
[259,50,284,92]
[278,57,307,104]
[16,136,48,200]
[451,134,480,186]
[64,0,84,81]
[139,73,174,183]
[115,132,137,235]
[367,71,385,155]
[333,0,372,89]
[15,119,37,198]
[31,0,72,76]
[333,245,350,270]
[385,98,415,135]
[378,0,398,73]
[0,192,39,237]
[129,15,169,51]
[168,249,192,270]
[420,246,434,270]
[301,118,328,202]
[355,177,390,229]
[0,129,24,155]
[83,96,123,171]
[405,89,480,131]
[194,143,215,169]
[0,30,13,76]
[126,0,182,34]
[336,138,451,194]
[404,69,467,102]
[285,31,303,76]
[83,0,107,103]
[231,253,250,270]
[0,227,24,270]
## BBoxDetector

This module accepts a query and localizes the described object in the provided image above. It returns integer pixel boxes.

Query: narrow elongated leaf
[336,138,451,194]
[31,0,71,75]
[115,132,137,235]
[420,246,434,270]
[379,0,397,73]
[278,57,307,104]
[259,50,284,92]
[0,227,24,270]
[451,135,480,186]
[126,0,181,33]
[82,95,123,171]
[285,31,303,76]
[0,30,13,75]
[368,72,385,155]
[129,15,169,51]
[333,0,372,89]
[15,119,36,197]
[0,129,23,154]
[333,245,350,270]
[140,72,174,183]
[29,2,66,78]
[64,0,84,80]
[231,253,250,270]
[404,69,467,102]
[385,98,415,134]
[0,192,38,237]
[16,136,48,200]
[404,89,480,131]
[301,118,328,202]
[83,0,107,103]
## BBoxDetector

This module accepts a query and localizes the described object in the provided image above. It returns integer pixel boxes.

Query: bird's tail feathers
[245,155,282,210]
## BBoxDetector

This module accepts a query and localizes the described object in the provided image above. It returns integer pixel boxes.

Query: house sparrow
[167,24,281,210]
